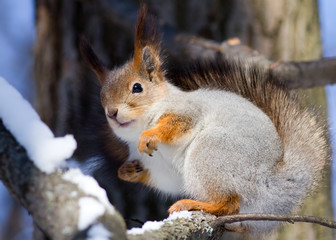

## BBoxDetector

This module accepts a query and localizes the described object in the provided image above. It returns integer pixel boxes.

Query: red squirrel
[80,5,329,235]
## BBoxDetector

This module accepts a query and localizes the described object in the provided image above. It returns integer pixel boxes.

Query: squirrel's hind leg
[168,194,240,216]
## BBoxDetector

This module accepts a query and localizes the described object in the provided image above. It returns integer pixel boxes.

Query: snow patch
[166,210,192,221]
[87,223,113,240]
[63,169,115,230]
[128,211,192,235]
[78,197,105,230]
[62,168,114,213]
[0,77,77,173]
[128,220,164,235]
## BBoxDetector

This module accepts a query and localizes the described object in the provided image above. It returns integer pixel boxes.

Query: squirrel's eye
[132,83,143,93]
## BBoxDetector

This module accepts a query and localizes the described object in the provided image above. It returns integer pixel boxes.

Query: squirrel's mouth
[106,111,135,128]
[117,120,134,128]
[109,117,135,128]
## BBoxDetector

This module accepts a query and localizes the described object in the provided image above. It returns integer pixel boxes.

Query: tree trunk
[33,0,332,239]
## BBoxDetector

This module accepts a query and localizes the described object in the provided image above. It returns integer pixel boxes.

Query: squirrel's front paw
[138,129,159,156]
[118,160,147,182]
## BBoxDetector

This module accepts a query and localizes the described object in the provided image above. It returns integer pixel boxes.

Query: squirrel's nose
[107,107,118,119]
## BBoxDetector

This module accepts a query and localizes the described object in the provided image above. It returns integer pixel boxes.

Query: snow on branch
[0,117,127,240]
[0,77,76,173]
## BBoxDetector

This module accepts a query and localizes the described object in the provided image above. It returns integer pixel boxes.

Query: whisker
[128,97,160,109]
[124,92,132,104]
[128,95,141,106]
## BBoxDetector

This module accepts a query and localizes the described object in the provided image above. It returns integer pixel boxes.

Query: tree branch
[175,35,336,88]
[0,119,127,240]
[212,213,336,230]
[271,58,336,88]
[126,211,336,240]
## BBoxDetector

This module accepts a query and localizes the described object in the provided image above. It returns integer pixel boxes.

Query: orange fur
[168,194,240,216]
[138,113,193,155]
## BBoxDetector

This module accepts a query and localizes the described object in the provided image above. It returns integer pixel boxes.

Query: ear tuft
[79,35,107,84]
[133,5,161,72]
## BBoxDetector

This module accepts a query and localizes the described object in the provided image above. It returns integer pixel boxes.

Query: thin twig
[211,213,336,230]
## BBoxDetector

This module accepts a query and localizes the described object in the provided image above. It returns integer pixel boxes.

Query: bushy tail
[169,60,330,234]
[243,70,329,234]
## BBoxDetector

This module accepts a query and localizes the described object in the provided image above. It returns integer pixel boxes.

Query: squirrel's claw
[118,159,146,182]
[138,129,159,155]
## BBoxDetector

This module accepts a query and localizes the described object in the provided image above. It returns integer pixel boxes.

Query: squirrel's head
[80,5,168,134]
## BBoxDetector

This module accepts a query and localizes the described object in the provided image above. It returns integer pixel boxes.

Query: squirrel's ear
[79,36,107,85]
[141,46,160,80]
[133,5,162,80]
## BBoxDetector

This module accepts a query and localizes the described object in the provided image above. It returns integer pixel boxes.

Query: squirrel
[79,5,329,236]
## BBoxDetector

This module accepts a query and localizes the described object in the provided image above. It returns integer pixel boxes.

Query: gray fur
[113,80,328,236]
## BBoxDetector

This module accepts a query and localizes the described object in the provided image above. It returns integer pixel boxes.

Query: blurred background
[0,0,335,239]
